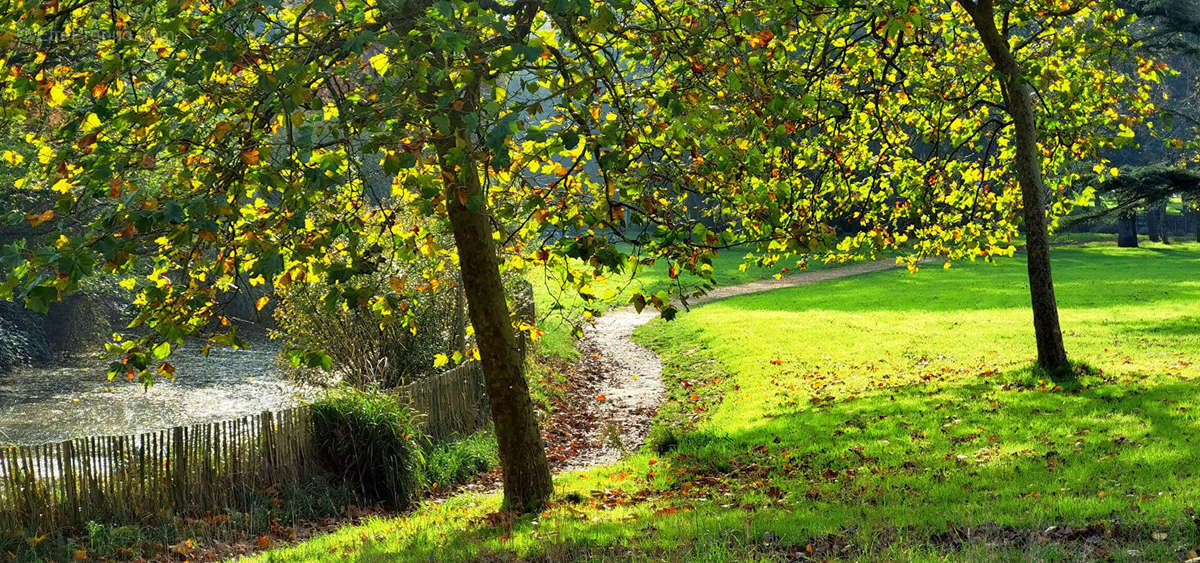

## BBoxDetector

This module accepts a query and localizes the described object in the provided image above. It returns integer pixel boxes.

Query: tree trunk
[449,281,468,357]
[1117,210,1139,248]
[1160,206,1170,244]
[963,0,1070,375]
[1147,202,1163,242]
[1187,195,1200,242]
[430,80,553,513]
[1157,201,1169,244]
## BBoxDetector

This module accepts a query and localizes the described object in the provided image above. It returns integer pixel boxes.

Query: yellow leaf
[389,275,406,292]
[368,52,390,76]
[51,178,73,194]
[83,112,102,132]
[419,237,436,256]
[118,278,137,290]
[213,121,233,140]
[1,150,23,166]
[241,149,259,165]
[433,354,449,368]
[48,83,69,106]
[255,296,270,311]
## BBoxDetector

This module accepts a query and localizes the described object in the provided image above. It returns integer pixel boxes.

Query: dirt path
[552,259,905,472]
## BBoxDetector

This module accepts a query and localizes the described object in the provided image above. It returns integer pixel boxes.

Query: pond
[0,339,315,445]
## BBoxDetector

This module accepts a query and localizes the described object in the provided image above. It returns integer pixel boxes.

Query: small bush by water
[310,388,426,510]
[311,387,499,503]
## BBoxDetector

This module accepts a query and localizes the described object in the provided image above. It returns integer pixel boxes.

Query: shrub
[310,388,427,510]
[274,268,467,388]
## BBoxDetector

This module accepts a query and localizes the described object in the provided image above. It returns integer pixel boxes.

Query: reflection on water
[0,340,315,445]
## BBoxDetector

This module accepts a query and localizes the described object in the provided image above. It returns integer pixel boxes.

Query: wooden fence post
[172,426,186,511]
[62,440,78,527]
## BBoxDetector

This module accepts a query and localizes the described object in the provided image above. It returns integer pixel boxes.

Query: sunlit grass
[254,241,1200,561]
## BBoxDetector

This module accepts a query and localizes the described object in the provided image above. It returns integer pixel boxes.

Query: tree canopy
[0,0,1166,510]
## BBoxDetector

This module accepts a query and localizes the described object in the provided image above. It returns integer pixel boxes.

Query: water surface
[0,340,314,445]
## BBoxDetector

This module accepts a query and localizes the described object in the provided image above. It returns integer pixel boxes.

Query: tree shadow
[1107,316,1200,339]
[670,375,1200,535]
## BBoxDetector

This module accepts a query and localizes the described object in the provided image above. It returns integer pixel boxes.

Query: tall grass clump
[423,432,498,491]
[310,388,426,510]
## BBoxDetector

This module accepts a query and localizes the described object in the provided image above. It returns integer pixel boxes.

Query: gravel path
[561,258,904,470]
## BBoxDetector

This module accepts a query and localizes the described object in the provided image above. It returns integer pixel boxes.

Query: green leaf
[561,129,580,150]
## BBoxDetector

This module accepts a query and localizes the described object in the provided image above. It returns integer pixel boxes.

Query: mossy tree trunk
[429,76,553,514]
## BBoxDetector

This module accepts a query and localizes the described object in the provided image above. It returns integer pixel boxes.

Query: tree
[957,0,1071,371]
[1118,0,1200,55]
[1066,165,1200,244]
[2,0,948,512]
[0,0,1161,510]
[1098,0,1200,246]
[2,0,562,512]
[654,0,1156,375]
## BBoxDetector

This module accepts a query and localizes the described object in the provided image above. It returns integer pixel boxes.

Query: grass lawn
[528,233,1115,363]
[252,241,1200,562]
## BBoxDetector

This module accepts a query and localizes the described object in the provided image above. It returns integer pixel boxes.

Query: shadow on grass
[1109,316,1200,339]
[673,374,1200,533]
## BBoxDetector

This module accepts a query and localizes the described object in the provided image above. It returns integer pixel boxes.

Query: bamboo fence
[0,407,316,532]
[0,360,492,533]
[396,361,491,441]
